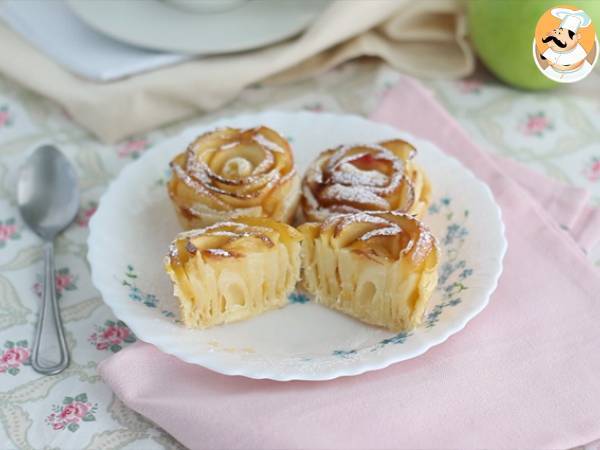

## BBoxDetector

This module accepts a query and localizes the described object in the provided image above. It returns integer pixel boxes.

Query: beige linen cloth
[0,0,473,143]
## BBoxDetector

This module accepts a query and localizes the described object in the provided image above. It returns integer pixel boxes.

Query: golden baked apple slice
[301,140,432,222]
[167,126,300,229]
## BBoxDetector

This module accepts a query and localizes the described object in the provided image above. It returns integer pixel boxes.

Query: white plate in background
[67,0,329,54]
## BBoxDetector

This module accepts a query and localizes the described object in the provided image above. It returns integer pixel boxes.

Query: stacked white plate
[0,0,328,81]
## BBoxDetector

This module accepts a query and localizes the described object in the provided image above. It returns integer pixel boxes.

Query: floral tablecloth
[0,62,599,450]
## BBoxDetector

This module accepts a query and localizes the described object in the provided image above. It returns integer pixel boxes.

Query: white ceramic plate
[88,111,506,381]
[67,0,328,54]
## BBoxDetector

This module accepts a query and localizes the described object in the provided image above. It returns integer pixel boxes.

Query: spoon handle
[31,241,69,375]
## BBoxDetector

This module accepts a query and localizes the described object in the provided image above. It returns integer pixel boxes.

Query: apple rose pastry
[299,211,439,332]
[300,140,431,222]
[164,216,302,328]
[168,126,300,229]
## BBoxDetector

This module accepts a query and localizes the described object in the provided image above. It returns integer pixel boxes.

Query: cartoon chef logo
[533,6,598,83]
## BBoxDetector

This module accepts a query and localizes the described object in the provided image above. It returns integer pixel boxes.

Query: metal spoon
[17,145,79,375]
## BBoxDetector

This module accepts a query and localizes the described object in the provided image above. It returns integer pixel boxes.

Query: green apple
[468,0,600,90]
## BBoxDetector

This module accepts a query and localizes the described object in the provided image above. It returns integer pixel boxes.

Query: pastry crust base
[165,217,302,328]
[299,212,439,332]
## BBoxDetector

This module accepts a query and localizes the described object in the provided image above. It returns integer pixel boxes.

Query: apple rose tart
[299,211,439,332]
[300,140,431,222]
[168,126,301,229]
[164,216,302,328]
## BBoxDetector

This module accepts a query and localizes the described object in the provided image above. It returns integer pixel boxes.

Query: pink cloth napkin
[99,77,600,449]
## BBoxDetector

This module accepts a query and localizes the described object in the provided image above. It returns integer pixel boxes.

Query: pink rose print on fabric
[583,157,600,182]
[519,112,554,137]
[46,394,98,432]
[0,218,21,248]
[303,102,324,112]
[457,78,483,94]
[76,202,97,227]
[33,267,77,300]
[0,340,30,375]
[89,320,136,352]
[117,137,151,159]
[0,105,13,128]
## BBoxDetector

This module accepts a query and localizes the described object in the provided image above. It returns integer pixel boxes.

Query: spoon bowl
[18,145,80,240]
[17,145,79,375]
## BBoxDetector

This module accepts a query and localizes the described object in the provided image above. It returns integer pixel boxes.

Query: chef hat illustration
[551,8,592,33]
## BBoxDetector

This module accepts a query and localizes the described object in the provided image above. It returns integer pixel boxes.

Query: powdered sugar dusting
[171,127,293,206]
[302,142,416,219]
[203,248,235,257]
[168,219,281,263]
[321,184,389,209]
[321,211,437,264]
[328,211,390,229]
[253,133,285,153]
[332,162,389,187]
[220,141,239,150]
[360,225,402,241]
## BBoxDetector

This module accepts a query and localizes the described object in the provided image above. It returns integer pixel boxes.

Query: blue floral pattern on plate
[122,196,474,358]
[332,196,473,357]
[122,194,474,362]
[289,292,310,304]
[122,265,179,321]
